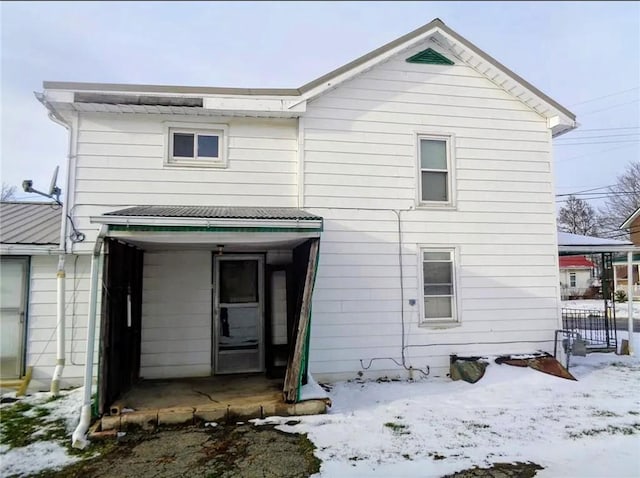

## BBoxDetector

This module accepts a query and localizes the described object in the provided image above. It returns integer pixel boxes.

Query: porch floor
[100,375,328,432]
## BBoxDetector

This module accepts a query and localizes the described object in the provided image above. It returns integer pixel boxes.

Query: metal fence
[561,308,617,349]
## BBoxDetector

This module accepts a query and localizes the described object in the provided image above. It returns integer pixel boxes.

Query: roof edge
[42,81,301,97]
[298,18,445,93]
[436,23,576,121]
[41,17,575,122]
[620,206,640,229]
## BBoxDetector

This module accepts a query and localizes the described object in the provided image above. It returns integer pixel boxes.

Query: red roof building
[558,256,595,268]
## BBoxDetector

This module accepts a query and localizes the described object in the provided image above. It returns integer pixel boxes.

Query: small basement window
[166,125,228,167]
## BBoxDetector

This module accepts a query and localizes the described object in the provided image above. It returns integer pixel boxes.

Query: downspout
[50,255,66,395]
[40,99,75,396]
[72,225,107,449]
[627,251,635,355]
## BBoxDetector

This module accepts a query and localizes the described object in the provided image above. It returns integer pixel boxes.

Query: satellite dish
[48,166,61,201]
[48,166,59,195]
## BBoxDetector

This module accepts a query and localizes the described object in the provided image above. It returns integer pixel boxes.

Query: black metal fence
[561,308,618,349]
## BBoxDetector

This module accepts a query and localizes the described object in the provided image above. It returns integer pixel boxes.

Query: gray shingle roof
[103,206,321,221]
[0,202,62,245]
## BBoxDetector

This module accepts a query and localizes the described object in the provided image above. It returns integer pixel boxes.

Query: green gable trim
[109,224,323,234]
[406,48,454,65]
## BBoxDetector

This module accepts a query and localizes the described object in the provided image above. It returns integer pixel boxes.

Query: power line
[568,87,639,107]
[555,139,640,146]
[580,98,640,116]
[555,185,616,197]
[556,185,616,195]
[555,133,640,141]
[570,126,640,133]
[555,143,637,163]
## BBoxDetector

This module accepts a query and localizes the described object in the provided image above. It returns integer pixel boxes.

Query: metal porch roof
[103,206,321,221]
[0,201,61,245]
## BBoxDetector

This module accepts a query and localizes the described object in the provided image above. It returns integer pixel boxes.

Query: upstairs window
[166,124,228,167]
[418,135,453,205]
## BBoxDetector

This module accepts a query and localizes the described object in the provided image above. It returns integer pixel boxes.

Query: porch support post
[72,225,108,449]
[627,251,634,355]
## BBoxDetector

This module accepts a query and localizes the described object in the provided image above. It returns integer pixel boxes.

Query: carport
[557,232,639,352]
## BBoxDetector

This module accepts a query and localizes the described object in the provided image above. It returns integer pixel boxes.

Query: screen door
[213,255,264,374]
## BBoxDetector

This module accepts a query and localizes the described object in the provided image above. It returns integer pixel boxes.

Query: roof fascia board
[435,25,575,122]
[43,81,300,97]
[0,245,60,255]
[620,207,640,229]
[41,19,575,129]
[91,215,323,230]
[559,245,639,253]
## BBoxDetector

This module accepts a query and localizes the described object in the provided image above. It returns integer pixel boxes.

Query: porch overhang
[557,231,638,255]
[90,206,323,246]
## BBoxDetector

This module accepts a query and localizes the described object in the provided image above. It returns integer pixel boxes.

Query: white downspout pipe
[627,251,634,355]
[50,254,66,395]
[72,225,107,449]
[39,95,75,396]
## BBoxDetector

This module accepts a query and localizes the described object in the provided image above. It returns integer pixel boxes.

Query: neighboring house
[0,202,91,388]
[614,207,640,299]
[34,19,578,411]
[620,206,640,246]
[558,255,596,299]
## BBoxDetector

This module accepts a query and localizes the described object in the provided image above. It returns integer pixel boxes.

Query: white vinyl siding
[70,116,298,252]
[140,251,212,379]
[304,39,560,380]
[26,254,97,390]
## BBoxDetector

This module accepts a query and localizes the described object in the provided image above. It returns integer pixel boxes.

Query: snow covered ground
[2,341,639,477]
[0,388,83,477]
[562,299,640,319]
[258,337,640,477]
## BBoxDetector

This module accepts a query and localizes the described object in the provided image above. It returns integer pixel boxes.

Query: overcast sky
[1,1,638,211]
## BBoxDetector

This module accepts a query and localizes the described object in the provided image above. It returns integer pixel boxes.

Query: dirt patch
[45,424,320,478]
[442,461,544,478]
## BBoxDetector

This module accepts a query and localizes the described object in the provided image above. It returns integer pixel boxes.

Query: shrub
[614,289,628,302]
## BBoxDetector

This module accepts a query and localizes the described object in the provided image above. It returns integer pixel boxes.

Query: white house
[558,255,596,300]
[32,19,578,423]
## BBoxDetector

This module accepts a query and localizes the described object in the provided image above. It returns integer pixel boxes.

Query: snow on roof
[558,256,596,268]
[557,231,632,247]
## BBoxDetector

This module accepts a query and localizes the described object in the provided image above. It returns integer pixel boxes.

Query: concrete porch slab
[100,375,328,431]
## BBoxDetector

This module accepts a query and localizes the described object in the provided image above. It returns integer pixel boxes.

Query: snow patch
[0,441,79,477]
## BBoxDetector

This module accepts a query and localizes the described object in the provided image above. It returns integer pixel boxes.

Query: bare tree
[598,161,640,238]
[1,183,17,201]
[558,195,599,236]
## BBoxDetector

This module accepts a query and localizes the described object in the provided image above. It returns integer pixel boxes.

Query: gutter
[72,225,108,449]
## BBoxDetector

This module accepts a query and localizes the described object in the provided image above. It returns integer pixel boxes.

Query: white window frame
[416,133,456,208]
[569,272,577,288]
[418,247,459,325]
[164,122,229,168]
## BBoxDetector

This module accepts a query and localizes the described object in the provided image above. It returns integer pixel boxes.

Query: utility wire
[580,98,640,116]
[568,86,639,107]
[556,133,639,141]
[555,139,640,146]
[555,185,617,196]
[555,143,637,163]
[570,126,639,133]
